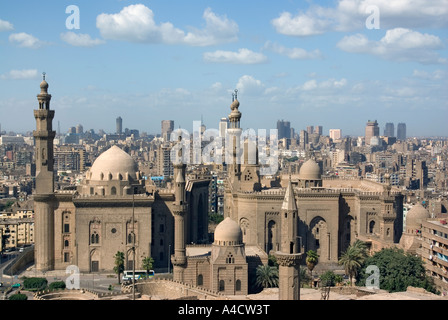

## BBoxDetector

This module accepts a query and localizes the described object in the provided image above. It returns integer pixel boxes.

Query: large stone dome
[214,217,243,246]
[88,146,138,181]
[406,203,430,226]
[299,159,321,180]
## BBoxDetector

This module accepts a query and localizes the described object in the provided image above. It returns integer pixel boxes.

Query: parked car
[11,283,21,289]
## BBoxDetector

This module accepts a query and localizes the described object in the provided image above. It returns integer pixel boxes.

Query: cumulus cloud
[203,49,267,64]
[235,75,265,95]
[337,28,446,64]
[61,32,105,47]
[1,69,38,80]
[271,0,448,36]
[0,19,14,32]
[96,4,238,46]
[264,41,322,60]
[9,32,43,48]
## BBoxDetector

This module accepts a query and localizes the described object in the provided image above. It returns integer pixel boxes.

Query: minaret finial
[234,89,238,100]
[42,72,46,81]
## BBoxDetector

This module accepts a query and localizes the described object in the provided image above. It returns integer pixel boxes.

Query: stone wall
[133,279,228,300]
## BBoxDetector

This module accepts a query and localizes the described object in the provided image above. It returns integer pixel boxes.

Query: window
[64,240,69,247]
[111,187,117,195]
[64,252,70,263]
[226,253,234,264]
[64,224,70,233]
[219,280,225,291]
[197,274,203,286]
[235,280,241,291]
[159,224,164,233]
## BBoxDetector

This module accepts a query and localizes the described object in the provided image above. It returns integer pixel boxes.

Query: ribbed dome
[88,146,138,181]
[299,159,321,180]
[214,217,243,245]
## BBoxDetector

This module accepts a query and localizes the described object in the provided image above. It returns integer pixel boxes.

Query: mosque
[32,76,405,299]
[33,76,210,273]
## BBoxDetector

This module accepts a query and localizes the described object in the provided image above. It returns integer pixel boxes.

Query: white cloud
[235,75,265,95]
[264,41,322,60]
[1,69,38,80]
[271,0,448,36]
[61,32,105,47]
[0,19,14,32]
[203,49,267,64]
[96,4,238,46]
[337,28,446,64]
[412,69,445,80]
[9,32,43,48]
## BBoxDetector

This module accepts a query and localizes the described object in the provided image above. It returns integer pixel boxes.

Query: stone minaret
[275,178,303,300]
[33,73,56,271]
[171,134,188,281]
[227,90,242,189]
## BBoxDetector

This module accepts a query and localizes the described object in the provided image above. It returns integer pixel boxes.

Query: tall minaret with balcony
[275,178,303,300]
[33,73,56,271]
[227,90,242,189]
[171,134,188,281]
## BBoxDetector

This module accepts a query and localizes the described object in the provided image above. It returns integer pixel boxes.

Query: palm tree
[338,240,368,286]
[113,251,125,284]
[141,256,154,278]
[306,250,319,286]
[255,264,279,289]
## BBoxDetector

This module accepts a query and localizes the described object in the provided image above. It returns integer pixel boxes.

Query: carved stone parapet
[274,252,303,267]
[33,193,56,202]
[172,204,188,216]
[171,255,187,266]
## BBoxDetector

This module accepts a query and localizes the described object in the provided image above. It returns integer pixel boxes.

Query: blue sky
[0,0,447,137]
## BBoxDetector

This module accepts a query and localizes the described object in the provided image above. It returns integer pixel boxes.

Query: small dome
[299,159,321,180]
[88,146,138,181]
[406,203,430,225]
[214,217,243,245]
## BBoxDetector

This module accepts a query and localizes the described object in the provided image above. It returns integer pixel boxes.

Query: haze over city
[0,0,447,136]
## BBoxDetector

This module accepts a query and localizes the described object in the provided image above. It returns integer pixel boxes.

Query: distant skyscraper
[306,126,314,135]
[384,123,394,137]
[397,123,406,140]
[314,126,323,136]
[219,117,228,137]
[329,129,342,141]
[116,116,122,135]
[161,120,174,141]
[76,124,83,134]
[277,120,291,139]
[365,120,379,145]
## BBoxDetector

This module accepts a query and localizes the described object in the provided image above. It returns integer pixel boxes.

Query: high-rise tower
[33,73,56,271]
[365,120,379,145]
[397,123,406,141]
[116,116,123,135]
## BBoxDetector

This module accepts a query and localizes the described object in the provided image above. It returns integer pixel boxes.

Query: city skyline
[0,1,447,137]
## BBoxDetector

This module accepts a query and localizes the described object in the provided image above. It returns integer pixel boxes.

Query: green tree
[255,264,279,289]
[305,250,319,286]
[113,251,125,284]
[338,240,368,286]
[23,277,48,291]
[357,247,437,293]
[9,293,27,300]
[49,281,66,291]
[141,256,154,278]
[319,271,337,287]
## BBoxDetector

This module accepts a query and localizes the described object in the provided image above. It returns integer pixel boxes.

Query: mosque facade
[33,77,210,273]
